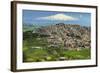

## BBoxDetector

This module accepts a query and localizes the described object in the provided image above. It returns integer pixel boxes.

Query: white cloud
[37,13,78,21]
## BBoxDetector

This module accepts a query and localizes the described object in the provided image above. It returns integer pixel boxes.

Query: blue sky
[23,10,91,26]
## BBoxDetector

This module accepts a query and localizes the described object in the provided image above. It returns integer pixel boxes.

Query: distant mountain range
[23,24,40,32]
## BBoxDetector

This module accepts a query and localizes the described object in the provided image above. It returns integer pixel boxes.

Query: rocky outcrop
[34,23,91,50]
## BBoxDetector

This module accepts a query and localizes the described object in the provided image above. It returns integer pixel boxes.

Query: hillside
[23,23,91,62]
[34,23,91,50]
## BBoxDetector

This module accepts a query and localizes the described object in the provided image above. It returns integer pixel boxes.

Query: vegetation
[23,30,91,62]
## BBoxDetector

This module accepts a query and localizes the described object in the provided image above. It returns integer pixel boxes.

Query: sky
[23,10,91,26]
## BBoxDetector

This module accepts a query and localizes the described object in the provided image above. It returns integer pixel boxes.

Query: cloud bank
[37,13,78,21]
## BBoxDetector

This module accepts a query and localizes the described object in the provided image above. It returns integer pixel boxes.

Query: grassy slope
[23,37,90,62]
